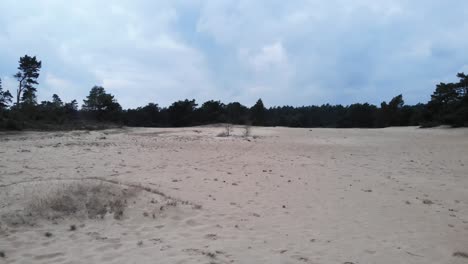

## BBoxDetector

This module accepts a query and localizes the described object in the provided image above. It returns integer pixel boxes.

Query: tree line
[1,55,467,130]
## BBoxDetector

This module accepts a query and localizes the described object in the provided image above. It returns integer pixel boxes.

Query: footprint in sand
[291,255,310,262]
[185,219,201,227]
[96,243,123,251]
[33,252,65,260]
[204,234,218,240]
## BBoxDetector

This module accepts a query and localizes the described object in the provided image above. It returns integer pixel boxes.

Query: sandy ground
[0,126,468,264]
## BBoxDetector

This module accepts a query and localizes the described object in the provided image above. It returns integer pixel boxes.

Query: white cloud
[248,42,288,72]
[0,0,218,107]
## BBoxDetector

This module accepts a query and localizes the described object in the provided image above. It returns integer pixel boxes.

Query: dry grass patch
[29,181,137,220]
[1,180,139,226]
[1,178,202,228]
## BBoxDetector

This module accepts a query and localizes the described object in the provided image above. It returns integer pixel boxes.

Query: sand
[0,126,467,264]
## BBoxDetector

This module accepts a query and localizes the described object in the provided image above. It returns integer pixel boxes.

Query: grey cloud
[1,0,467,108]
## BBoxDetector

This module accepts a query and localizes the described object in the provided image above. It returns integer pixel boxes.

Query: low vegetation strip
[1,55,467,130]
[0,177,202,226]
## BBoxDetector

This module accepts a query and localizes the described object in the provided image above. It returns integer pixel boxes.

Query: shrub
[22,181,138,221]
[217,123,232,137]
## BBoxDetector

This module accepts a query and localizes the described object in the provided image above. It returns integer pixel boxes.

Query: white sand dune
[0,126,467,264]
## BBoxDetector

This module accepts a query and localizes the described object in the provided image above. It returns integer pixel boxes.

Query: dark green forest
[1,55,467,130]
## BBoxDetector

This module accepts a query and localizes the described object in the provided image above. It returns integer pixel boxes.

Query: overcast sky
[1,0,467,108]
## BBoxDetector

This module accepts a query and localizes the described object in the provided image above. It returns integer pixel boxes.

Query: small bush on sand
[217,123,232,137]
[3,181,139,225]
[1,179,201,227]
[242,125,251,138]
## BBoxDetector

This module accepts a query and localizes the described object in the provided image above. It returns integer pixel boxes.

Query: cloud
[234,42,295,105]
[248,42,288,72]
[0,0,216,108]
[1,0,468,108]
